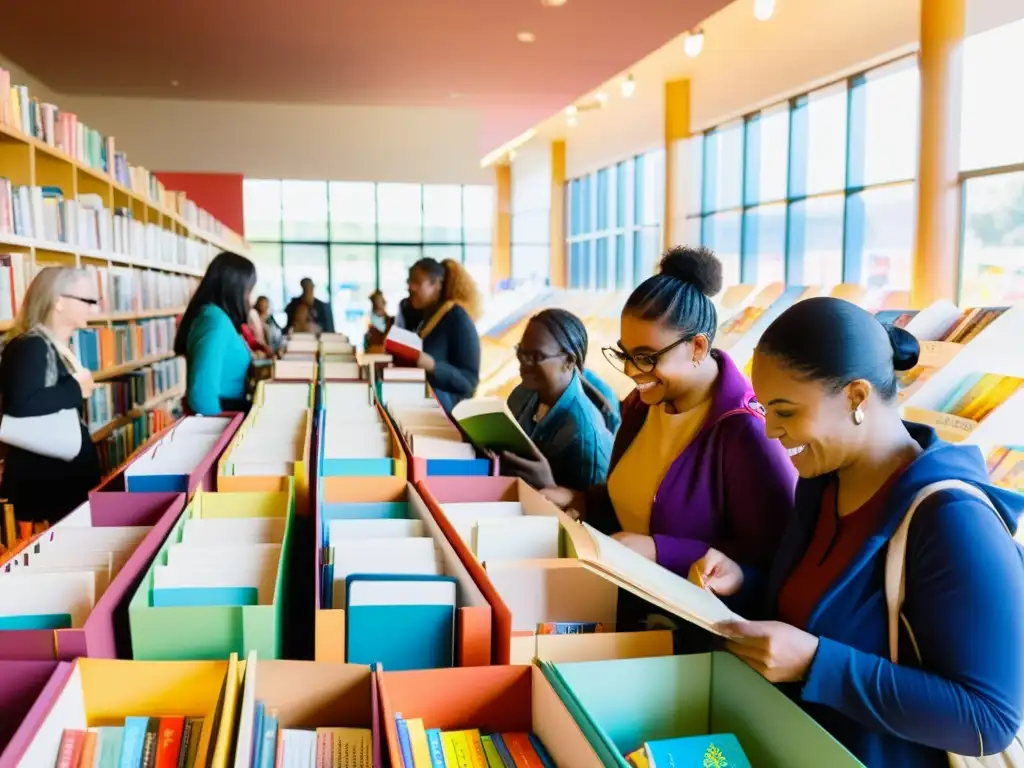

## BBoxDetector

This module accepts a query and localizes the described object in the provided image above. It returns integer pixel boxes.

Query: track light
[684,29,704,58]
[754,0,775,21]
[620,74,636,98]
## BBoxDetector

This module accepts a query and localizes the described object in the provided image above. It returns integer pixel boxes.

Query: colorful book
[384,327,423,365]
[450,398,535,457]
[645,733,751,768]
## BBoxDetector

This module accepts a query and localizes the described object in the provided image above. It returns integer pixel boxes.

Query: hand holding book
[499,442,556,489]
[688,547,744,596]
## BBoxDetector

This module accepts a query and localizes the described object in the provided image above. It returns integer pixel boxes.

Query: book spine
[141,717,160,768]
[154,717,184,768]
[395,715,415,768]
[118,717,148,768]
[426,730,446,768]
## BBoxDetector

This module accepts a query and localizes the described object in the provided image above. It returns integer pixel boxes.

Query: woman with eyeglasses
[174,251,258,416]
[527,246,796,622]
[0,267,102,526]
[500,309,617,491]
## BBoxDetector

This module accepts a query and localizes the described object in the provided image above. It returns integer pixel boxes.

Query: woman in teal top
[502,309,616,491]
[173,251,256,415]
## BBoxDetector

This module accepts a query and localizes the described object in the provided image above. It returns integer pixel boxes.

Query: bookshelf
[0,69,250,453]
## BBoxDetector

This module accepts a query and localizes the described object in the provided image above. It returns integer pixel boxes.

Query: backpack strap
[885,479,1004,663]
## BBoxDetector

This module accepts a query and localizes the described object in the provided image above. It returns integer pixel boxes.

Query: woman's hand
[611,532,657,561]
[74,369,95,399]
[501,444,556,490]
[688,548,744,596]
[540,486,576,510]
[717,620,820,683]
[416,351,436,373]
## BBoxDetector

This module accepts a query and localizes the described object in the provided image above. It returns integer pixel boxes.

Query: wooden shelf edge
[92,352,177,382]
[90,385,184,442]
[0,233,207,277]
[0,120,248,255]
[88,307,185,323]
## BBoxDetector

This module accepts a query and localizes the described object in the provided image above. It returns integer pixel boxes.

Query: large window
[958,18,1024,306]
[566,149,664,290]
[682,55,919,295]
[244,181,494,339]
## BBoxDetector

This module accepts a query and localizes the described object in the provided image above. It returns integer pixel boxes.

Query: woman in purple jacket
[529,246,796,618]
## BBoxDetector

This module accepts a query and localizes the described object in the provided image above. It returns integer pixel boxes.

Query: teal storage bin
[541,653,864,767]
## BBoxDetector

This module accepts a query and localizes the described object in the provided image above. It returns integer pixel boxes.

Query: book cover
[405,719,433,768]
[118,717,148,768]
[385,327,423,365]
[154,717,184,768]
[645,733,751,768]
[451,398,535,457]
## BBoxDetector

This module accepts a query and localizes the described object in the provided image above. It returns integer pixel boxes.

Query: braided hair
[623,245,722,343]
[528,308,617,424]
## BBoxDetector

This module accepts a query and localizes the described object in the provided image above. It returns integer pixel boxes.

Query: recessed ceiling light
[567,115,578,127]
[565,105,578,116]
[620,75,636,98]
[541,0,567,6]
[170,79,179,87]
[595,92,609,105]
[517,31,536,43]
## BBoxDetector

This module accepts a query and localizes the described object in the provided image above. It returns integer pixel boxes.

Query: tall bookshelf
[0,72,249,468]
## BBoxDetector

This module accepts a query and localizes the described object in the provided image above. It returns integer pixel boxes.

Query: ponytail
[440,259,483,320]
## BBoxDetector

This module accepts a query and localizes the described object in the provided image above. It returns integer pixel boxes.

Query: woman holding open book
[694,298,1024,767]
[530,246,796,625]
[0,267,101,526]
[405,257,482,412]
[501,308,617,491]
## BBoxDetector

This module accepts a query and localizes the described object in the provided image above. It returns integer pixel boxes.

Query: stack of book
[988,447,1023,493]
[245,703,370,768]
[935,372,1024,425]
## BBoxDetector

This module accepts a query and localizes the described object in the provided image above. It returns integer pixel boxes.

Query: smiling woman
[699,297,1024,767]
[533,245,797,650]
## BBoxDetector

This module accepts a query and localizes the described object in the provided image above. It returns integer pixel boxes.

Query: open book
[555,510,741,635]
[451,397,536,457]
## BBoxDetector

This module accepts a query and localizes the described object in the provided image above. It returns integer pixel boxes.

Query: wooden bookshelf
[90,385,184,443]
[92,351,177,382]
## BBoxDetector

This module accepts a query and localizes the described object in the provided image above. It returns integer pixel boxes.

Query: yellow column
[549,140,567,288]
[664,79,692,251]
[491,162,512,291]
[911,0,965,307]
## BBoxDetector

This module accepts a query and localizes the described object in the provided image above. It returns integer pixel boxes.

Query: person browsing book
[405,257,482,412]
[527,246,796,601]
[693,298,1024,767]
[0,267,101,525]
[174,251,256,416]
[501,309,617,492]
[285,278,334,334]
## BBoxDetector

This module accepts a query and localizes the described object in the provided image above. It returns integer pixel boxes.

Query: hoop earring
[852,406,865,426]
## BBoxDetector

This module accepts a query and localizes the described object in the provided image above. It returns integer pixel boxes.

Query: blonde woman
[405,257,482,411]
[0,267,101,525]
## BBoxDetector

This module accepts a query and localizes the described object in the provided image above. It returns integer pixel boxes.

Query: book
[557,512,740,635]
[385,326,423,365]
[644,733,751,768]
[393,720,553,768]
[450,398,536,457]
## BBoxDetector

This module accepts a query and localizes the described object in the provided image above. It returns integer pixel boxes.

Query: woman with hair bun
[696,297,1024,767]
[405,257,482,412]
[529,246,796,631]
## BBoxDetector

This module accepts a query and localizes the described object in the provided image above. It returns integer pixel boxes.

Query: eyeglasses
[61,294,99,306]
[515,344,567,367]
[602,335,693,374]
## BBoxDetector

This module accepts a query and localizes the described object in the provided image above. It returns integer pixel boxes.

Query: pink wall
[154,172,245,237]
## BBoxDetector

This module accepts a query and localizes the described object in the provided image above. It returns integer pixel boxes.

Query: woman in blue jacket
[694,297,1024,767]
[501,309,617,491]
[174,251,256,415]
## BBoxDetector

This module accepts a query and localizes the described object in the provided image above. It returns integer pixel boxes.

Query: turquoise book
[645,733,751,768]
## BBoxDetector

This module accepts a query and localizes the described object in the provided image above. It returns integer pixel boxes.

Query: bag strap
[417,301,456,340]
[885,479,1004,663]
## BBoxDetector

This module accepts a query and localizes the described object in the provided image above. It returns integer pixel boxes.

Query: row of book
[71,318,177,371]
[94,404,180,475]
[0,66,231,238]
[83,358,185,433]
[0,180,216,273]
[935,372,1023,422]
[88,266,195,315]
[0,251,28,321]
[57,716,205,768]
[393,716,551,768]
[988,447,1023,492]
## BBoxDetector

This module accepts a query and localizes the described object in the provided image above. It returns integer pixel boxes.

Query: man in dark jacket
[285,278,335,334]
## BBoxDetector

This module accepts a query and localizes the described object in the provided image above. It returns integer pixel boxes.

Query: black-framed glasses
[61,294,99,306]
[602,335,692,374]
[515,344,567,367]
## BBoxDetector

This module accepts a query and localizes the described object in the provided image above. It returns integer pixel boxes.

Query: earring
[852,406,865,426]
[692,357,700,368]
